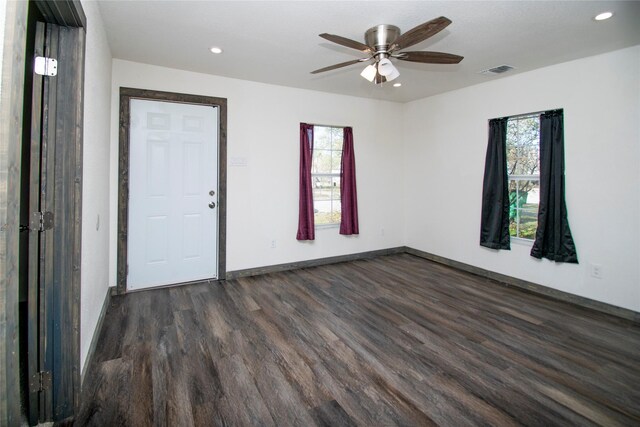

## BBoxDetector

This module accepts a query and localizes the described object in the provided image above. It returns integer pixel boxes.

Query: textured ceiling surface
[97,1,640,103]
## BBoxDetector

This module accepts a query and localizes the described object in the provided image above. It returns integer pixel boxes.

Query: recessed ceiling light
[393,83,402,87]
[209,46,223,54]
[594,12,613,21]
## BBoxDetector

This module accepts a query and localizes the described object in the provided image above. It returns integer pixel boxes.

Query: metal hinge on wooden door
[34,56,58,76]
[30,211,54,232]
[29,371,52,393]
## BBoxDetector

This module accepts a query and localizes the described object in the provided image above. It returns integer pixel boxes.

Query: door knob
[208,201,216,209]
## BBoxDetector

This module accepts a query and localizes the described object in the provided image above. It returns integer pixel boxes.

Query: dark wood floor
[77,254,640,426]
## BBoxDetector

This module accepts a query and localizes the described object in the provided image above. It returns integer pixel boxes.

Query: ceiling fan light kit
[360,64,378,82]
[377,58,400,81]
[377,58,394,76]
[312,16,463,85]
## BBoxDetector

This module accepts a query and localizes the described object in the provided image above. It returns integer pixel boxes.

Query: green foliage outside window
[507,117,540,240]
[312,126,343,226]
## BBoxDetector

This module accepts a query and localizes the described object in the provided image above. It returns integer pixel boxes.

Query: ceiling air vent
[479,65,515,75]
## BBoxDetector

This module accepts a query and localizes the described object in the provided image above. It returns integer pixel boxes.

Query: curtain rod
[305,123,349,129]
[491,108,563,121]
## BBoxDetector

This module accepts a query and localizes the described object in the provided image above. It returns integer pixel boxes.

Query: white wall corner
[79,0,114,372]
[402,46,640,312]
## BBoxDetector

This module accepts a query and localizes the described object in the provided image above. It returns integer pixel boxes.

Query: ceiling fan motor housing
[365,24,400,57]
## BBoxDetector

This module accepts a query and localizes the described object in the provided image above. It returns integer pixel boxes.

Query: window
[481,109,574,260]
[311,126,343,226]
[507,115,540,240]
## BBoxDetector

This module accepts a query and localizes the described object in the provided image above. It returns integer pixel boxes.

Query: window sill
[315,223,340,230]
[511,237,534,246]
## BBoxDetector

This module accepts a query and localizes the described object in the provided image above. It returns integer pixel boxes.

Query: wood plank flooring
[76,254,640,426]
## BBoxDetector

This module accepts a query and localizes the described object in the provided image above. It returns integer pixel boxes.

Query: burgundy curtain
[340,127,359,235]
[296,123,315,240]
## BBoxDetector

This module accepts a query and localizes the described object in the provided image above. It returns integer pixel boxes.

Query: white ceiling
[97,1,640,103]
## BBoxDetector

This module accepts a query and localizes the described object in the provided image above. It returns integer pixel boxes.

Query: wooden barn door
[24,18,85,424]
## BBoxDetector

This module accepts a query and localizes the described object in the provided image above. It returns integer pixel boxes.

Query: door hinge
[30,211,54,232]
[29,371,52,393]
[34,56,58,76]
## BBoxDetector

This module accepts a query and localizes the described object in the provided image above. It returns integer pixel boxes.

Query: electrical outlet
[590,263,603,279]
[270,240,276,249]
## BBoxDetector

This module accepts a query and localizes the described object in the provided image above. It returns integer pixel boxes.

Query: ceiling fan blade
[319,33,372,53]
[311,58,368,74]
[396,51,463,64]
[391,16,452,51]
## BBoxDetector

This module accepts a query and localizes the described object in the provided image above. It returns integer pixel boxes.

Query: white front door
[127,99,218,290]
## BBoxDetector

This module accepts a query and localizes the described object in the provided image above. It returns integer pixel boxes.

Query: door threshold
[122,278,220,295]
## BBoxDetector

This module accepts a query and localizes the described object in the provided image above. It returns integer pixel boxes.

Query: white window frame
[508,175,540,243]
[506,115,541,242]
[311,125,344,228]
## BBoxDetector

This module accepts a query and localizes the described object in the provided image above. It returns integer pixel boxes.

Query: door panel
[128,99,218,290]
[26,21,45,426]
[47,23,84,421]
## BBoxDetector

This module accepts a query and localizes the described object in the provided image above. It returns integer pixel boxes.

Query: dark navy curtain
[480,118,510,250]
[531,110,578,263]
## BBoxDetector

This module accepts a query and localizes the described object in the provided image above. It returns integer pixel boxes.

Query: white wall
[80,0,113,371]
[0,0,6,98]
[109,60,405,281]
[403,46,640,312]
[106,47,639,316]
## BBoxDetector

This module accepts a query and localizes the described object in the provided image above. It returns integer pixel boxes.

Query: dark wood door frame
[0,0,85,424]
[0,2,30,423]
[117,87,228,294]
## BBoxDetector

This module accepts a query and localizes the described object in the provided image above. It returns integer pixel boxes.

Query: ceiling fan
[311,16,463,84]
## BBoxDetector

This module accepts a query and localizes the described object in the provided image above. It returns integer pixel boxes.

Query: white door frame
[117,88,227,294]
